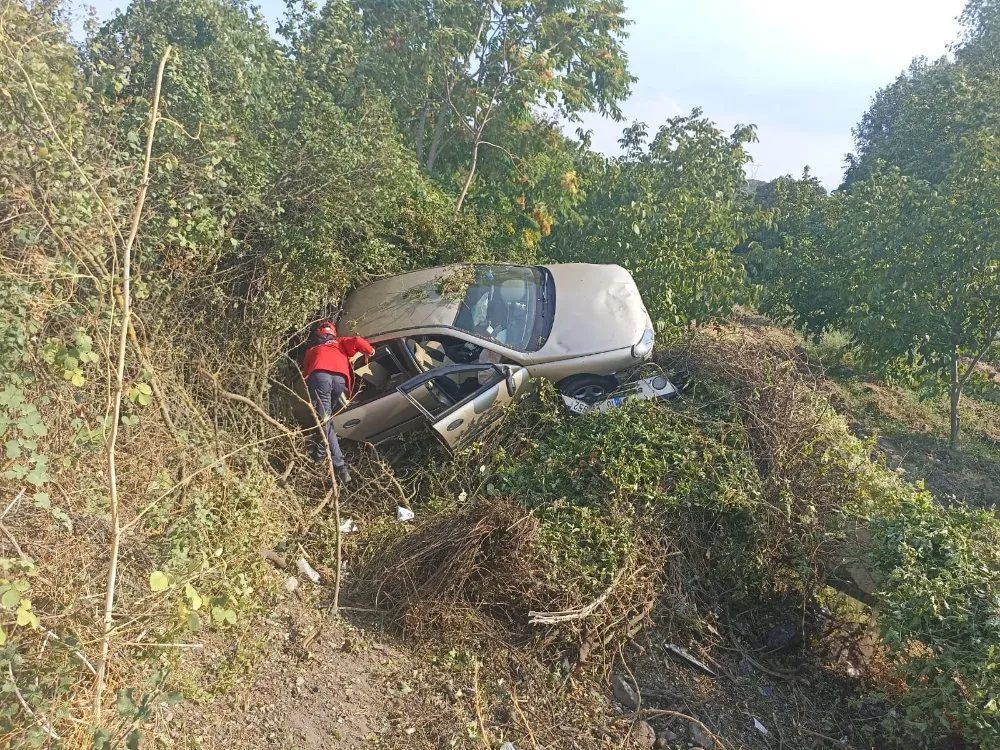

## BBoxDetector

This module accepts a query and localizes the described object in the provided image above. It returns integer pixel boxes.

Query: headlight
[632,328,654,358]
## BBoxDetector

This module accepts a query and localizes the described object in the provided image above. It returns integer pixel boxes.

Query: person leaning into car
[302,319,375,486]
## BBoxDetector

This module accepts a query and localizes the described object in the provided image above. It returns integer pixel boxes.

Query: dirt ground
[152,575,892,750]
[163,592,462,749]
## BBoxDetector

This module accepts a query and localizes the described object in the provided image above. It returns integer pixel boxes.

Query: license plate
[562,375,678,416]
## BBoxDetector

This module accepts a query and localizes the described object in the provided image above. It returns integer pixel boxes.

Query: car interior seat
[406,338,439,372]
[499,279,527,304]
[406,338,481,399]
[351,352,389,390]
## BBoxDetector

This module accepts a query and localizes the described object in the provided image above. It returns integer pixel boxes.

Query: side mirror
[491,364,517,397]
[505,368,517,398]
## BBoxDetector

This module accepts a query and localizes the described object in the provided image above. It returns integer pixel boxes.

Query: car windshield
[453,265,550,352]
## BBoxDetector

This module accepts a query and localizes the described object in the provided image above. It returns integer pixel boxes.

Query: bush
[365,324,1000,746]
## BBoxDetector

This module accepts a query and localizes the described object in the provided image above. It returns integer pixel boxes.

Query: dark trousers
[306,371,347,468]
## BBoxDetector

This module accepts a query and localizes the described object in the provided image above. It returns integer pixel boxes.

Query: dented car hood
[536,264,651,360]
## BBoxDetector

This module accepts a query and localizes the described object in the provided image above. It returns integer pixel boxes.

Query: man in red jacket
[302,319,375,485]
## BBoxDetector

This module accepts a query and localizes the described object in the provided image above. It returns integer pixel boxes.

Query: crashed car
[294,263,665,451]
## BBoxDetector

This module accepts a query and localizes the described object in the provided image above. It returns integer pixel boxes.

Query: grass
[833,375,1000,507]
[780,324,1000,507]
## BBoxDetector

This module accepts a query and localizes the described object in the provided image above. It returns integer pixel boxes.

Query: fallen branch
[509,684,540,750]
[618,709,732,750]
[93,45,171,722]
[1,489,25,520]
[0,516,25,560]
[211,374,298,439]
[472,660,491,748]
[795,724,856,749]
[302,488,334,528]
[44,630,96,675]
[529,567,628,625]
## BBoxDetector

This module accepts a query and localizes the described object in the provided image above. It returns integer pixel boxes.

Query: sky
[78,0,968,189]
[575,0,967,188]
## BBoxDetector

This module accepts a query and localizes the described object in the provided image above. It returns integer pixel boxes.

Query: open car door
[397,363,531,452]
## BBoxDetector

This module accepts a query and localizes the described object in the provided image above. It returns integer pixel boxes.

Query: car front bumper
[562,375,678,415]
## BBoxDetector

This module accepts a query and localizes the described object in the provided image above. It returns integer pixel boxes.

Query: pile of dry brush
[351,319,884,672]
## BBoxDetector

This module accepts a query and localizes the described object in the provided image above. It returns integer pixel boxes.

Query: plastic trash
[283,576,299,593]
[396,506,415,522]
[753,718,769,736]
[339,518,357,533]
[296,558,321,583]
[499,743,516,750]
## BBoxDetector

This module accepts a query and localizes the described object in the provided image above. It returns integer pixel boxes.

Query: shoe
[335,465,353,486]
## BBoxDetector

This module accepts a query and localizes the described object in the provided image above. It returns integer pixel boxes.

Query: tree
[844,0,1000,190]
[835,140,1000,450]
[544,110,765,326]
[749,170,845,334]
[294,0,634,215]
[88,0,500,339]
[842,57,985,189]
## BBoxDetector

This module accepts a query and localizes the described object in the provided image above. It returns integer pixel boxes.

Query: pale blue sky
[77,0,967,188]
[575,0,967,188]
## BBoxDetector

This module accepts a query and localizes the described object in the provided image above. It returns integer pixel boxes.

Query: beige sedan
[299,263,655,452]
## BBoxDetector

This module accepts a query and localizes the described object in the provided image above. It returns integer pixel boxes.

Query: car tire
[558,374,618,404]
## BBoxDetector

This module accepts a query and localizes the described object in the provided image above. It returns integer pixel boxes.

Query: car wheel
[558,374,618,404]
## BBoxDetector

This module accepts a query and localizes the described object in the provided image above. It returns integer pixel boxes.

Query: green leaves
[546,111,762,327]
[128,382,152,406]
[16,598,40,628]
[0,578,38,632]
[149,571,170,591]
[0,585,21,609]
[42,330,98,387]
[117,688,137,715]
[211,605,237,625]
[184,583,203,610]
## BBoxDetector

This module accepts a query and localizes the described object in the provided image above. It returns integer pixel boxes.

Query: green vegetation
[3,0,1000,747]
[754,0,1000,451]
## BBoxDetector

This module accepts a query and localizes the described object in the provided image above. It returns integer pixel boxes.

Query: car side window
[399,364,507,419]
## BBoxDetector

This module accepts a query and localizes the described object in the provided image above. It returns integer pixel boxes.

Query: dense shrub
[369,324,1000,746]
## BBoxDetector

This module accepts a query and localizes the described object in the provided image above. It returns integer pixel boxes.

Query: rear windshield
[453,265,552,352]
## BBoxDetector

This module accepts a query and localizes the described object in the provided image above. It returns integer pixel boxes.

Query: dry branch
[619,709,733,750]
[528,567,628,625]
[92,45,171,722]
[208,371,307,460]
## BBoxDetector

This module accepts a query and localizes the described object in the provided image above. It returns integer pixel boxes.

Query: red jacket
[303,336,375,390]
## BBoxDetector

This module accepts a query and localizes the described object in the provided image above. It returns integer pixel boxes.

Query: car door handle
[344,419,361,429]
[446,419,464,431]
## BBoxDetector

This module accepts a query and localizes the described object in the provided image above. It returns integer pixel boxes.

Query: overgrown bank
[3,0,1000,748]
[350,324,1000,748]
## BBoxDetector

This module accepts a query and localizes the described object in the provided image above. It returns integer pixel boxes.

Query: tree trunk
[950,355,962,452]
[426,102,448,174]
[454,138,480,216]
[414,100,429,167]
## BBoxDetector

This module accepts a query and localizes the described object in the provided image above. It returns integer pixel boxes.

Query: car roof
[338,264,466,339]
